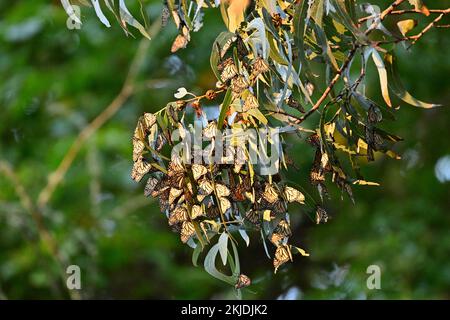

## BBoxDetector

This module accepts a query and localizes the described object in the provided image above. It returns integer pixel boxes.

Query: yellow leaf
[263,210,272,221]
[352,180,380,186]
[293,246,310,257]
[223,0,250,32]
[372,50,392,107]
[397,19,417,36]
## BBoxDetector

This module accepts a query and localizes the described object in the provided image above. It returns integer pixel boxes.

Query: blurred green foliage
[0,0,449,299]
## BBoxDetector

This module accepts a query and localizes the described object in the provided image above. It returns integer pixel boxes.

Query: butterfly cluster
[131,106,310,277]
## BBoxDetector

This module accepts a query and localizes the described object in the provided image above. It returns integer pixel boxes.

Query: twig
[409,9,450,46]
[37,21,161,209]
[380,0,407,20]
[294,46,359,124]
[359,9,448,23]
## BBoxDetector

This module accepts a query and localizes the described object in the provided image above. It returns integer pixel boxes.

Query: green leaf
[230,240,240,276]
[218,232,229,266]
[267,33,289,65]
[293,0,315,82]
[384,52,441,108]
[91,0,111,27]
[247,108,268,125]
[313,24,339,72]
[217,87,233,129]
[311,0,324,27]
[204,243,235,285]
[344,0,357,23]
[192,242,203,267]
[238,229,250,247]
[329,0,366,43]
[372,50,392,107]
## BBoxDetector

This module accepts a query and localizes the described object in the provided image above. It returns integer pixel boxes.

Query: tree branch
[294,45,359,124]
[409,8,450,45]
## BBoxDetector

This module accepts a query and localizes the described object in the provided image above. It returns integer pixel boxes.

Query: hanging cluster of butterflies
[131,104,310,275]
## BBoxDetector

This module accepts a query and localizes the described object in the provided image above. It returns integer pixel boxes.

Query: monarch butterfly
[131,158,152,182]
[190,204,204,220]
[219,197,231,213]
[191,164,207,181]
[310,169,325,185]
[168,161,185,188]
[171,25,190,53]
[218,58,238,82]
[231,183,247,202]
[199,221,209,240]
[234,145,248,167]
[368,105,382,124]
[231,76,249,96]
[203,121,217,139]
[306,133,321,147]
[287,96,305,113]
[245,210,260,224]
[271,200,286,215]
[132,137,145,162]
[142,113,157,129]
[215,183,231,198]
[198,178,214,196]
[168,159,184,175]
[262,183,279,204]
[161,4,170,27]
[275,219,292,237]
[251,57,269,77]
[180,221,196,243]
[235,274,251,289]
[273,245,292,273]
[236,35,249,58]
[284,186,305,204]
[168,206,188,226]
[320,152,331,171]
[206,204,220,219]
[271,13,283,28]
[243,93,258,112]
[169,188,183,205]
[151,178,169,198]
[144,177,159,197]
[270,232,284,246]
[315,206,329,224]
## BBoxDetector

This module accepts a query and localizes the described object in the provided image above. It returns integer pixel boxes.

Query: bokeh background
[0,0,449,299]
